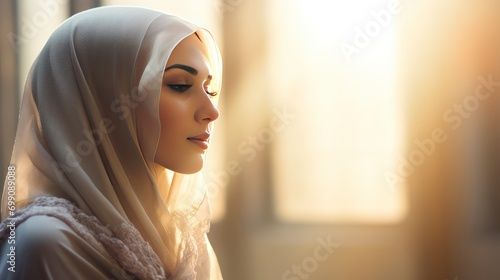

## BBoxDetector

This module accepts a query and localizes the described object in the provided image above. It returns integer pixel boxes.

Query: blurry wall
[211,0,500,279]
[401,1,500,279]
[1,1,500,280]
[0,1,18,199]
[211,0,415,279]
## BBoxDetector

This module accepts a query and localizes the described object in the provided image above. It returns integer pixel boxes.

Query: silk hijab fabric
[0,6,223,279]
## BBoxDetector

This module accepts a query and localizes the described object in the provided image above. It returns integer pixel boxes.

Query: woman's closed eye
[168,84,192,92]
[167,83,218,97]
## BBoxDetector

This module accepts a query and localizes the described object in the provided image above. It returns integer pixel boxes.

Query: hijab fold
[1,6,223,279]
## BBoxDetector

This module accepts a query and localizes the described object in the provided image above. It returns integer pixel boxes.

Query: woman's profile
[0,6,223,280]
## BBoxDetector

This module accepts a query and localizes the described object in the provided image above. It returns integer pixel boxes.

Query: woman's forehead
[166,34,214,76]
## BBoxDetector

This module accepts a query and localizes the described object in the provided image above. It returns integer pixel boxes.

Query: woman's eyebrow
[164,64,198,75]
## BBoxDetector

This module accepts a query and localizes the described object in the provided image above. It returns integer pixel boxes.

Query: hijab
[1,6,223,279]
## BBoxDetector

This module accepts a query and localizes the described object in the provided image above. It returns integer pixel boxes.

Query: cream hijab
[1,6,222,279]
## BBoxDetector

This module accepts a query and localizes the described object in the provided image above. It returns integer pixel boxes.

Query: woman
[0,6,223,280]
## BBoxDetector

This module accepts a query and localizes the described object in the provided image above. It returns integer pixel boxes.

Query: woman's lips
[187,132,210,150]
[187,138,209,150]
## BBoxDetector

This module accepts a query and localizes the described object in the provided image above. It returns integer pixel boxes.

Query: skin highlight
[154,33,220,175]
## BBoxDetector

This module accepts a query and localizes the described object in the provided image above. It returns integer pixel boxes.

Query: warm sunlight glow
[103,0,227,221]
[269,0,407,223]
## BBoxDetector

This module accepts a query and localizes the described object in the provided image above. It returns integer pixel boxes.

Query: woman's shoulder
[0,215,114,280]
[15,215,74,248]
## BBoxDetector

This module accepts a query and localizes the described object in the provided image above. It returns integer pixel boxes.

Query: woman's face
[154,33,220,174]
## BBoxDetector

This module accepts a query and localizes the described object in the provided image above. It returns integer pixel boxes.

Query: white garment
[0,6,223,279]
[0,215,115,280]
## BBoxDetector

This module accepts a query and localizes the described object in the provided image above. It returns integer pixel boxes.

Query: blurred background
[1,0,500,279]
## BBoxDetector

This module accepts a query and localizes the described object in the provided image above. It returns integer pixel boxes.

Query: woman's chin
[156,159,203,175]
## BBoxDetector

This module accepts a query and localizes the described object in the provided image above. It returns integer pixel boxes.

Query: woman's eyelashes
[166,83,218,97]
[168,84,192,92]
[205,89,218,97]
[203,82,218,97]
